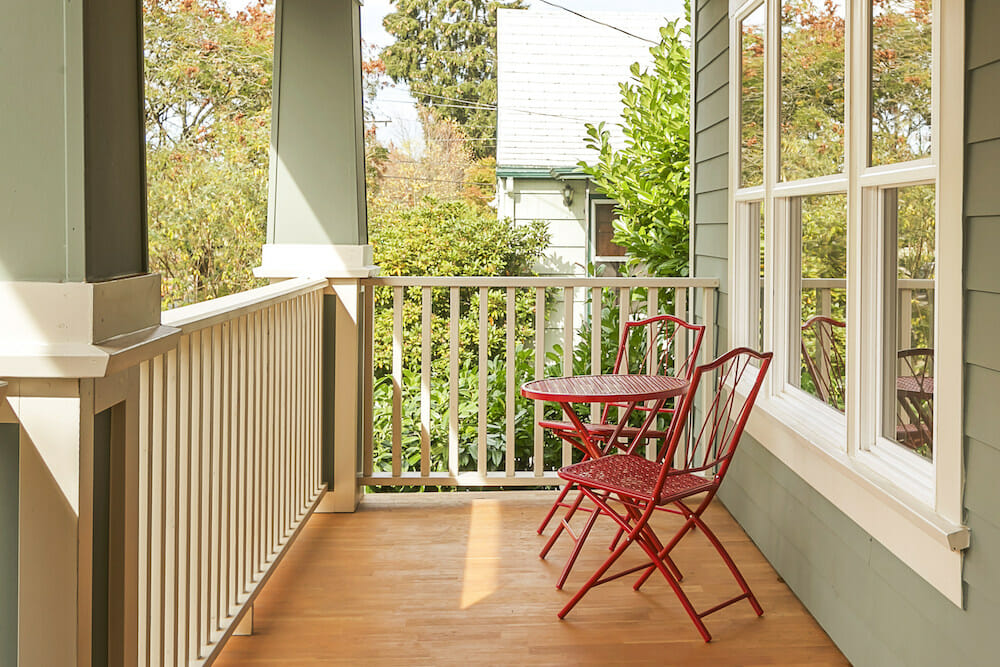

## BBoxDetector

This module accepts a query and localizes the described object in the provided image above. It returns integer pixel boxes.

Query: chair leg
[690,514,763,616]
[555,500,604,590]
[537,482,574,535]
[558,534,633,619]
[539,487,586,559]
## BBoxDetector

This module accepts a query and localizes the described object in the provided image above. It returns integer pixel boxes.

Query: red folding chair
[896,347,934,451]
[536,314,706,539]
[555,347,772,642]
[800,315,845,409]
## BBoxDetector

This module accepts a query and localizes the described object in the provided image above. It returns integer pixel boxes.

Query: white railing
[360,276,719,488]
[800,278,934,348]
[138,277,326,665]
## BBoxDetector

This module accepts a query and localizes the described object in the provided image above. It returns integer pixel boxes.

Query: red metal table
[521,374,689,460]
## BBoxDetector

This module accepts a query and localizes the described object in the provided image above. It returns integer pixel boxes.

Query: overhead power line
[533,0,659,45]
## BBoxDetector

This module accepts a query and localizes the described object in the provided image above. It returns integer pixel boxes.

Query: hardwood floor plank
[215,491,846,666]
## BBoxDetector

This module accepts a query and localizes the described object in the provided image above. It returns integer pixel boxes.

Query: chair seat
[559,454,714,505]
[538,420,670,441]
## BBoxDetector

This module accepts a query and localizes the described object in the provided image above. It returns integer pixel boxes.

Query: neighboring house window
[592,200,627,262]
[726,0,965,604]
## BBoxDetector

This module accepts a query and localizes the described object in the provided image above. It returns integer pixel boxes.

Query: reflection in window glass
[871,0,933,166]
[780,0,846,181]
[755,202,766,350]
[882,184,935,459]
[740,5,766,188]
[795,193,847,411]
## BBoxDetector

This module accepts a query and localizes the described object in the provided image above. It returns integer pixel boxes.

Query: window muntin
[870,0,933,166]
[881,184,935,459]
[740,5,766,188]
[793,193,847,411]
[779,0,846,182]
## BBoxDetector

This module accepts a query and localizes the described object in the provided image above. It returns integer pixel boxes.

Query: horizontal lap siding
[692,0,729,355]
[693,0,1000,664]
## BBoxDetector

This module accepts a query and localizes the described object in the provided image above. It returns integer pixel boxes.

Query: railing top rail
[362,276,721,288]
[800,277,935,289]
[162,277,328,334]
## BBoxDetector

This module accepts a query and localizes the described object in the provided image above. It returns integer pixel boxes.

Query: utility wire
[377,95,595,123]
[533,0,660,45]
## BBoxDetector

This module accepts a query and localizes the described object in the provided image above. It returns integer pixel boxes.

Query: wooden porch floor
[216,491,846,666]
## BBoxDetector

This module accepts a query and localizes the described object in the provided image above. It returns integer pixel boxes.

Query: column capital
[254,243,380,280]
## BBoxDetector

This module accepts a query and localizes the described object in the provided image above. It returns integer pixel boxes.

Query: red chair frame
[535,315,705,586]
[536,314,706,532]
[896,347,934,451]
[554,347,772,642]
[800,315,845,409]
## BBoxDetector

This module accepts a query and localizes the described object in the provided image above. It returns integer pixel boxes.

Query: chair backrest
[895,347,934,451]
[800,316,845,409]
[611,314,706,378]
[656,347,772,495]
[603,314,706,423]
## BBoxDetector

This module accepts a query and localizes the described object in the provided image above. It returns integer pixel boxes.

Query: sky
[227,0,686,148]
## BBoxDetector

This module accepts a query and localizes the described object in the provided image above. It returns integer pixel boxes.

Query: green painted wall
[267,0,367,247]
[0,1,146,283]
[691,0,729,356]
[692,0,1000,664]
[0,424,17,667]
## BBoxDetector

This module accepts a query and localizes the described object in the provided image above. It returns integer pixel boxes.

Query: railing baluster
[449,287,460,477]
[176,336,191,664]
[363,286,375,478]
[138,361,151,666]
[478,286,488,477]
[591,286,601,421]
[164,347,178,665]
[563,287,574,468]
[505,287,516,477]
[421,287,432,477]
[900,288,913,349]
[534,287,545,477]
[392,286,403,478]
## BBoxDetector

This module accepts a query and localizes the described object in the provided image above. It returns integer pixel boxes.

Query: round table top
[521,374,689,403]
[897,375,934,397]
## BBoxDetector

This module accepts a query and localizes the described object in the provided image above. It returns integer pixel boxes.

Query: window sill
[733,376,968,607]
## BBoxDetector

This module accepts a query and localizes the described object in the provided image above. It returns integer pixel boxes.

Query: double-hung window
[725,0,966,605]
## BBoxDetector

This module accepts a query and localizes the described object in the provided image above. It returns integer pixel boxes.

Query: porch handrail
[360,275,719,488]
[139,279,326,665]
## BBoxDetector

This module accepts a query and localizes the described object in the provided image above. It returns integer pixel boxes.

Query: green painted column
[258,0,371,277]
[257,0,376,513]
[1,0,147,283]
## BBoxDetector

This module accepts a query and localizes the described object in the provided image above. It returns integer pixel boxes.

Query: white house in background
[495,9,675,276]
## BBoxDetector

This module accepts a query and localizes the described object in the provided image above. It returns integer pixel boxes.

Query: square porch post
[255,0,376,513]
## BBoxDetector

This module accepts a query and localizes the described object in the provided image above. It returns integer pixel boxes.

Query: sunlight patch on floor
[460,499,500,609]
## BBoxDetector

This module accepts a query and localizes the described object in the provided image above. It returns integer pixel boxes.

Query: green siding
[0,424,17,666]
[691,0,1000,664]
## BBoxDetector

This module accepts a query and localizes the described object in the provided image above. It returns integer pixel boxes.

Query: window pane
[780,1,846,181]
[882,184,935,459]
[871,0,933,166]
[795,193,847,411]
[740,5,766,188]
[594,202,626,258]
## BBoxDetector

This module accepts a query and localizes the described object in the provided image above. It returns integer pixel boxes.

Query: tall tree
[143,0,275,308]
[380,0,527,159]
[579,20,691,277]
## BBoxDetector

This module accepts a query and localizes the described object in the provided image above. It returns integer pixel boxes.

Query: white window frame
[726,0,967,606]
